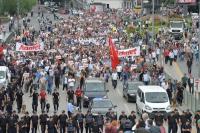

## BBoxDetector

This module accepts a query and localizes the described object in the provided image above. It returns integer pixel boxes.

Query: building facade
[87,0,135,9]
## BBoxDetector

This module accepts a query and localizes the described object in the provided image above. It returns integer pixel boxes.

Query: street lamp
[152,0,155,46]
[17,0,20,35]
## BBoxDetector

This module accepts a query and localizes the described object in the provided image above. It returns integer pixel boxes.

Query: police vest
[77,114,83,122]
[67,123,74,132]
[85,114,93,123]
[96,116,103,125]
[124,120,132,129]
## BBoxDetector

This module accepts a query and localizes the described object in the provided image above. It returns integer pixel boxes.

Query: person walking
[52,89,60,112]
[31,112,39,133]
[16,89,24,113]
[32,89,39,112]
[39,89,47,112]
[74,110,84,133]
[85,111,94,133]
[59,110,68,133]
[111,70,118,89]
[39,111,49,133]
[75,86,82,110]
[186,57,193,74]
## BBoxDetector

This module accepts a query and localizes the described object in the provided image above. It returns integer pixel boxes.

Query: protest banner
[118,46,140,57]
[16,42,44,52]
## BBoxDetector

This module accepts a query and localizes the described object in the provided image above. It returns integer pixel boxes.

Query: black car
[123,81,143,102]
[83,78,108,107]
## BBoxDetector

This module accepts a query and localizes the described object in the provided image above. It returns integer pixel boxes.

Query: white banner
[118,46,140,57]
[16,42,44,52]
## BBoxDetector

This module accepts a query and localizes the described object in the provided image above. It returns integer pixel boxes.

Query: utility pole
[198,2,200,78]
[152,0,155,46]
[17,0,20,35]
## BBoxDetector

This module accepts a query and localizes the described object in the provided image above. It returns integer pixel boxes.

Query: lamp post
[152,0,155,46]
[17,0,20,35]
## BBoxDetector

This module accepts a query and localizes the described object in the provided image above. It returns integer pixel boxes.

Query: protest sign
[16,42,44,52]
[118,46,140,57]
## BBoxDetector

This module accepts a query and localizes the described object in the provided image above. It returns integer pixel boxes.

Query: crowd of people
[0,4,200,133]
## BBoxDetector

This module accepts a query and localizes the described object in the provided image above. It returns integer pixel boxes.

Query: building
[87,0,135,9]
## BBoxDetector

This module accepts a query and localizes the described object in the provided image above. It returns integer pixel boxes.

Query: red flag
[109,37,119,69]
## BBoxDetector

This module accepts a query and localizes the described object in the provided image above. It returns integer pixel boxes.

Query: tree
[0,0,37,15]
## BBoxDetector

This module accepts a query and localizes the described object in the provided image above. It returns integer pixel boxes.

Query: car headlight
[103,95,107,98]
[84,95,88,99]
[166,105,171,110]
[145,105,152,110]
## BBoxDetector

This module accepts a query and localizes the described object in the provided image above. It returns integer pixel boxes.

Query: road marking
[173,62,184,80]
[124,103,130,113]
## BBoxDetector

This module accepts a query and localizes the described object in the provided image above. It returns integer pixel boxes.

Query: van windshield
[145,92,168,103]
[0,71,5,79]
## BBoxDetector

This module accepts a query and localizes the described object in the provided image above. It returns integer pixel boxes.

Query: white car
[136,86,171,118]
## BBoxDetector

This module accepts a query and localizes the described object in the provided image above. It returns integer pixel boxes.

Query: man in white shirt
[143,71,151,85]
[173,48,178,62]
[68,75,75,90]
[151,50,156,63]
[116,65,122,79]
[112,70,118,89]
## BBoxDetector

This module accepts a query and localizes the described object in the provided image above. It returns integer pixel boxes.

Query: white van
[136,86,171,117]
[0,66,11,89]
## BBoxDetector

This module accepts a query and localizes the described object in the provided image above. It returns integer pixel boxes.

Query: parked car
[123,81,143,102]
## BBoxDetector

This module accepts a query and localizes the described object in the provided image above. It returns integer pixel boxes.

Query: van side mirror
[140,98,144,103]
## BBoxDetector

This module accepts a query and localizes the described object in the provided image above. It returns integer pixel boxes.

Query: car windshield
[128,83,142,90]
[145,92,168,103]
[0,71,5,79]
[93,100,113,108]
[85,82,105,92]
[170,22,183,28]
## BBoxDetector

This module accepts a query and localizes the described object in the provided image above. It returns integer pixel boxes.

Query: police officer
[39,111,49,133]
[16,89,24,113]
[92,121,101,133]
[0,112,7,133]
[67,117,76,133]
[122,119,133,132]
[46,116,57,133]
[119,111,127,124]
[74,110,84,133]
[95,112,104,132]
[31,112,39,133]
[18,117,26,133]
[128,111,136,126]
[59,110,68,133]
[7,113,18,133]
[85,110,94,133]
[52,89,60,112]
[52,111,59,131]
[24,111,31,133]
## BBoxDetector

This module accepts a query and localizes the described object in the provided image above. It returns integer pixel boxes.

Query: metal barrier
[183,90,200,113]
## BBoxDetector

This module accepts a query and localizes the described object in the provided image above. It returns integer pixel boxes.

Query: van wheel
[136,104,139,114]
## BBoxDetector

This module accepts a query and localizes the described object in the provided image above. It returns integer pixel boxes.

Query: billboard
[177,0,196,3]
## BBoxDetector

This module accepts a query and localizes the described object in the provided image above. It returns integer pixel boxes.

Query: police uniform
[24,114,31,133]
[75,113,84,133]
[95,114,104,131]
[67,120,75,133]
[31,114,39,133]
[123,119,133,132]
[0,114,7,133]
[7,115,18,133]
[39,113,49,133]
[85,113,94,133]
[59,113,68,133]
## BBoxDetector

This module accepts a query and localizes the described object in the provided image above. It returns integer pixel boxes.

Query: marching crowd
[0,4,200,133]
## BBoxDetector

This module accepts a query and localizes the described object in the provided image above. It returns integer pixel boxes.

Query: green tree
[0,0,36,15]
